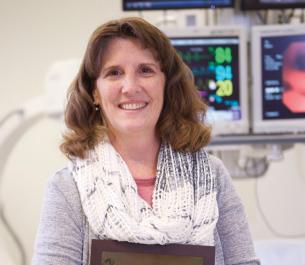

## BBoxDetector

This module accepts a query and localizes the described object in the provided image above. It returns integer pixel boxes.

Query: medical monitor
[163,26,249,135]
[122,0,235,11]
[241,0,305,10]
[251,24,305,134]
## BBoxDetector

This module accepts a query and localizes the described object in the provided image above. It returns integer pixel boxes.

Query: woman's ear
[93,89,100,105]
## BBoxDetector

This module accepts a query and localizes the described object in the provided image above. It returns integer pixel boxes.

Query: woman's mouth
[119,102,148,110]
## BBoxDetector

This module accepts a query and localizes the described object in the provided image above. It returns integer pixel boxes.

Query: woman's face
[94,38,165,138]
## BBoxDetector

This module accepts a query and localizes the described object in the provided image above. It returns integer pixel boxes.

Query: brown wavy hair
[60,17,211,159]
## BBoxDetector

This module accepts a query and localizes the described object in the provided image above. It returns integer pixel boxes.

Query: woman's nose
[121,73,141,94]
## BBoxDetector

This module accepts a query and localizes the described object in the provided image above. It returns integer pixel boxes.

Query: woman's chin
[114,124,155,137]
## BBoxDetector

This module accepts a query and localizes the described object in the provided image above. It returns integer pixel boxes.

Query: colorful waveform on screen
[170,36,241,122]
[172,37,240,114]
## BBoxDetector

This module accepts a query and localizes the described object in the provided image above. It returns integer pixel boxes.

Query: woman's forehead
[100,37,161,67]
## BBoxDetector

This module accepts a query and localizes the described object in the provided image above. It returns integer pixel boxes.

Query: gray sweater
[32,155,260,265]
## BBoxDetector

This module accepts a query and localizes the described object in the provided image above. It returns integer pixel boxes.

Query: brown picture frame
[90,239,215,265]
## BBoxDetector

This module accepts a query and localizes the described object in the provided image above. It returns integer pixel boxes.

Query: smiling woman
[59,17,210,160]
[32,17,260,265]
[93,37,165,143]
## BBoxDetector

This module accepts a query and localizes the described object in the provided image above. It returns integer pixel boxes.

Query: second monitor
[251,24,305,134]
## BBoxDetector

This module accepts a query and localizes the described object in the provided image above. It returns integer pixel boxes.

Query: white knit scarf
[72,139,219,246]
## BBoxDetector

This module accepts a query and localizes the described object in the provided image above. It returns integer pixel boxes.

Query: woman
[32,17,260,265]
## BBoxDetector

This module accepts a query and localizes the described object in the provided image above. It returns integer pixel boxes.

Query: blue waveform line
[191,66,214,77]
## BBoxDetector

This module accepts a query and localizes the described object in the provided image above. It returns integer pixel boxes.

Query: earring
[94,104,100,111]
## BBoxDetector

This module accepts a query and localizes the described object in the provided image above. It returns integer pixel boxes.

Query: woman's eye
[103,68,122,78]
[140,66,154,74]
[108,69,121,76]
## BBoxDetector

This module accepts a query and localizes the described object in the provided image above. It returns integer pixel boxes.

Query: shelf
[210,133,305,146]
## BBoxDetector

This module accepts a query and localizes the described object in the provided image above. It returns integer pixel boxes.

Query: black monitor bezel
[122,0,235,11]
[241,0,305,10]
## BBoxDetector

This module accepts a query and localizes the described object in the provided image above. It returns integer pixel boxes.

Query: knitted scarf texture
[73,139,218,246]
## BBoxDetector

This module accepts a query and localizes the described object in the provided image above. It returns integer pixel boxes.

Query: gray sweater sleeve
[32,168,84,265]
[211,155,260,265]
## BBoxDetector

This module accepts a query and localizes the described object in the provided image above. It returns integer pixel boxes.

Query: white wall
[0,1,305,264]
[233,144,305,239]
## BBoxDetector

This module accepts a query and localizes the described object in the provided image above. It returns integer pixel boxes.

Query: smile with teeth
[119,102,147,110]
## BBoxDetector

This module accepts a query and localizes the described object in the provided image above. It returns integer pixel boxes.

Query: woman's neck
[108,131,160,179]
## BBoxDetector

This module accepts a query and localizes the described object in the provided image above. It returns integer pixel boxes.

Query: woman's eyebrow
[139,62,160,69]
[100,65,120,74]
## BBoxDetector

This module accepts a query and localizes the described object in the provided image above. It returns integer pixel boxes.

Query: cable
[0,109,23,127]
[0,204,26,265]
[255,177,305,238]
[245,157,269,178]
[0,109,27,265]
[255,10,268,24]
[0,109,24,185]
[278,9,295,24]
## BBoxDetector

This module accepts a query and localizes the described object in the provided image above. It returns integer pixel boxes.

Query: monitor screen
[123,0,235,11]
[241,0,305,10]
[164,27,248,135]
[251,24,305,133]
